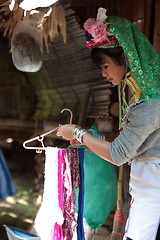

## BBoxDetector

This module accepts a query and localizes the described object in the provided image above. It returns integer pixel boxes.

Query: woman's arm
[57,124,115,165]
[82,132,115,164]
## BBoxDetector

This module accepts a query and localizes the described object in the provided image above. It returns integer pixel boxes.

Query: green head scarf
[107,16,160,101]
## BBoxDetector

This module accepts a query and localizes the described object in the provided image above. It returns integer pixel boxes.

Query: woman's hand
[57,124,76,141]
[57,124,85,146]
[57,124,114,164]
[70,139,84,147]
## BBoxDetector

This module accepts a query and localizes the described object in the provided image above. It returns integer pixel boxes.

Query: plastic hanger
[23,108,73,153]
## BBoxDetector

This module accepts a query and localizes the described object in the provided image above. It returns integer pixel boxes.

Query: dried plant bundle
[0,0,67,51]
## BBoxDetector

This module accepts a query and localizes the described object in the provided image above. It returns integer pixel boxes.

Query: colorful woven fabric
[62,147,81,240]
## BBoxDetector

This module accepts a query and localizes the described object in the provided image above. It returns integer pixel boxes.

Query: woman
[57,8,160,240]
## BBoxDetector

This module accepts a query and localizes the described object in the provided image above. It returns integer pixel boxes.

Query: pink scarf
[54,149,64,240]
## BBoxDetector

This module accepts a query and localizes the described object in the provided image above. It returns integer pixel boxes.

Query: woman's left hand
[56,124,76,140]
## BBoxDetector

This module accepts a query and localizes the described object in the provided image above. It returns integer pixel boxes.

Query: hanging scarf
[54,149,64,240]
[107,16,160,101]
[34,147,64,240]
[62,147,81,240]
[76,148,85,240]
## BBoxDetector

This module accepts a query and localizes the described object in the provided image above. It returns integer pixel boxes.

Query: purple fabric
[62,147,80,240]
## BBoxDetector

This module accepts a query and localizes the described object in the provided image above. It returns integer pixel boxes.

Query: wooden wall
[69,0,160,52]
[153,0,160,53]
[68,0,122,27]
[121,0,160,53]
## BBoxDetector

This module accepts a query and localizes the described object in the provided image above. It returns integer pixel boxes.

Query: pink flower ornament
[84,7,113,45]
[84,18,96,32]
[88,20,107,43]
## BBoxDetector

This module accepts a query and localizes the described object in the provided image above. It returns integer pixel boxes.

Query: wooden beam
[0,119,36,130]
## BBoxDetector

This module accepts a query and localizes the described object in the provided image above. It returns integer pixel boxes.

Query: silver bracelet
[73,126,82,139]
[73,126,88,144]
[77,129,88,144]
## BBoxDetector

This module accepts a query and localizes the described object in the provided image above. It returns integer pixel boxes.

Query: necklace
[118,70,141,128]
[125,71,141,102]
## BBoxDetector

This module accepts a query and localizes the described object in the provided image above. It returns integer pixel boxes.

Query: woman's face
[100,54,126,85]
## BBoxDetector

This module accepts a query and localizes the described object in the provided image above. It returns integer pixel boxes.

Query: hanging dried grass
[0,0,10,7]
[0,5,9,12]
[0,1,67,52]
[0,0,24,36]
[0,0,10,19]
[43,3,67,52]
[3,7,24,36]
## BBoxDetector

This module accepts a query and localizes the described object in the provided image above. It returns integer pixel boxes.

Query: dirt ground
[0,169,39,239]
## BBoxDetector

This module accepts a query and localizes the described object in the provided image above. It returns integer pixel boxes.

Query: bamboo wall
[0,36,35,140]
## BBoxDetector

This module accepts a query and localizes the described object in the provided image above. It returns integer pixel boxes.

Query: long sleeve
[110,98,160,166]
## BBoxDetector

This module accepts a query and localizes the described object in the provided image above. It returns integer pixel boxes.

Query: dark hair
[91,47,124,67]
